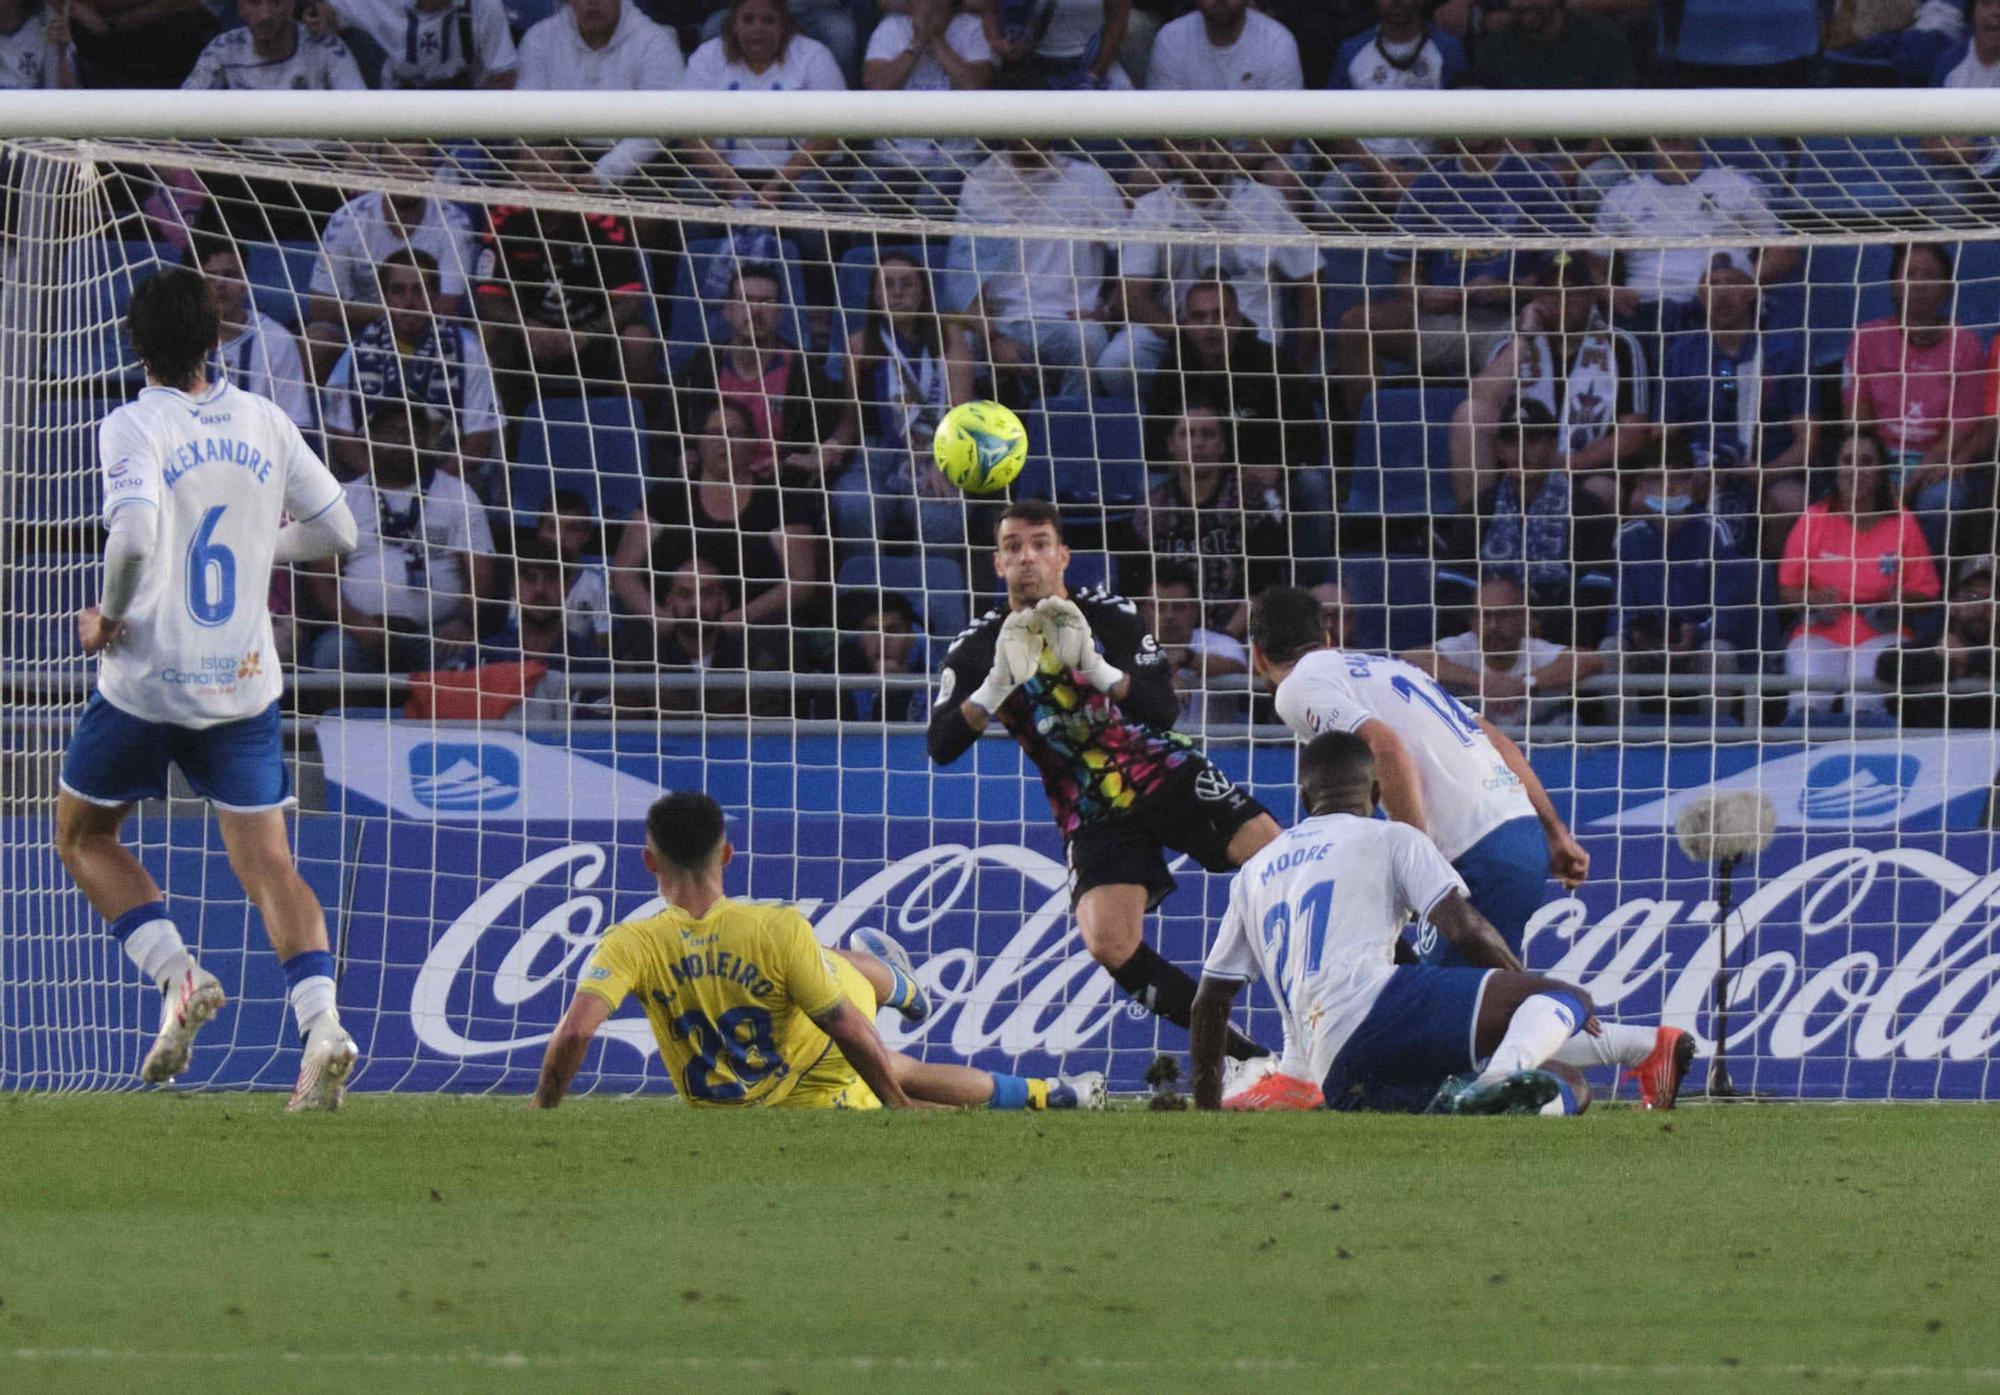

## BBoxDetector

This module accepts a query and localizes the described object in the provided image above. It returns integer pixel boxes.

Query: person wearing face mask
[1607,438,1757,724]
[1880,554,1997,730]
[1777,426,1944,720]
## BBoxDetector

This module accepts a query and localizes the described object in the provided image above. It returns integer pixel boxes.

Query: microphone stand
[1706,851,1742,1099]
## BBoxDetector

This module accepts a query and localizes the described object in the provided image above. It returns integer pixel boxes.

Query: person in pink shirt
[1842,241,1985,555]
[1778,427,1943,718]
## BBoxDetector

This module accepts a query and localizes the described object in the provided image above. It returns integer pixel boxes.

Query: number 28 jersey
[576,898,852,1107]
[95,381,344,729]
[1272,648,1534,861]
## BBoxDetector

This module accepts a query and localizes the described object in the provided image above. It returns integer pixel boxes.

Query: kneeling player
[532,792,1107,1111]
[1188,732,1694,1114]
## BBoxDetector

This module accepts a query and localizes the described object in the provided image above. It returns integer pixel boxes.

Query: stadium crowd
[11,0,2000,731]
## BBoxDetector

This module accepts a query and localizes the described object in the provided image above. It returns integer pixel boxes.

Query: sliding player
[52,267,363,1110]
[1244,587,1692,1107]
[1191,732,1690,1113]
[926,500,1277,1061]
[532,791,1108,1111]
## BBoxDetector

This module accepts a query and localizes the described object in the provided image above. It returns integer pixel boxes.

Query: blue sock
[108,901,167,942]
[987,1073,1031,1110]
[879,964,917,1013]
[1543,1078,1582,1116]
[281,949,336,988]
[281,950,339,1040]
[1541,990,1589,1035]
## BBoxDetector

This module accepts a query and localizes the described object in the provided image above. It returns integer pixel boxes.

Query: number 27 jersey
[95,381,344,729]
[1272,648,1534,861]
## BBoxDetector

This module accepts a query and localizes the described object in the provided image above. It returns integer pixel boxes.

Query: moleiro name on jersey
[97,380,345,728]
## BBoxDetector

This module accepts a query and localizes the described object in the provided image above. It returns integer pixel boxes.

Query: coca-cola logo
[406,839,2000,1075]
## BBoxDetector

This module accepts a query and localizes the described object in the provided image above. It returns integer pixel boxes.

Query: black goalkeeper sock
[1109,944,1270,1060]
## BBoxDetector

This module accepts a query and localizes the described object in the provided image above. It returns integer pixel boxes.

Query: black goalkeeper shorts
[1066,760,1272,910]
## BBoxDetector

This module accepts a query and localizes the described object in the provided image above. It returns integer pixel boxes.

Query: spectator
[836,589,929,722]
[305,157,479,378]
[1472,0,1634,88]
[1465,397,1616,645]
[1119,403,1289,639]
[1320,0,1469,210]
[1139,560,1250,726]
[308,401,496,674]
[610,395,831,671]
[482,536,610,695]
[978,0,1132,88]
[1590,138,1796,323]
[858,0,993,216]
[681,0,846,207]
[1336,135,1573,412]
[322,0,517,87]
[474,142,661,417]
[517,0,684,186]
[942,139,1127,400]
[830,251,985,545]
[678,263,854,486]
[534,490,615,657]
[1655,0,1820,86]
[182,0,365,91]
[60,0,208,88]
[1932,0,2000,84]
[190,233,313,431]
[695,0,861,84]
[1660,253,1812,546]
[634,557,758,715]
[1144,0,1302,91]
[1885,554,1997,729]
[1452,253,1655,511]
[1609,449,1756,720]
[1401,572,1602,727]
[1778,427,1943,718]
[322,247,502,475]
[1100,137,1318,390]
[1846,241,1987,558]
[0,0,74,87]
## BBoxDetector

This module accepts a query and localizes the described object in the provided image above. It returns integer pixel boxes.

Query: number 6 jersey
[1271,648,1535,861]
[95,380,345,728]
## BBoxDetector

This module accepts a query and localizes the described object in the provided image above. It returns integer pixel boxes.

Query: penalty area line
[7,1349,2000,1382]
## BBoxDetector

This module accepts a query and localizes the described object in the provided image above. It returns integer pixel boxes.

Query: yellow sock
[1026,1078,1050,1110]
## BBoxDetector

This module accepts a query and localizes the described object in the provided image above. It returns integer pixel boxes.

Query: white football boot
[1050,1071,1109,1110]
[286,1016,360,1113]
[140,965,226,1084]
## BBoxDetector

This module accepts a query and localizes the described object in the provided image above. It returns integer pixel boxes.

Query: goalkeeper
[927,500,1277,1060]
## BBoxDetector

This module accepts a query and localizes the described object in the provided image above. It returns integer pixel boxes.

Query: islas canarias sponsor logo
[407,841,2000,1067]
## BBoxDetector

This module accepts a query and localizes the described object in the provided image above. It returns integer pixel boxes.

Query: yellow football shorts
[771,955,883,1111]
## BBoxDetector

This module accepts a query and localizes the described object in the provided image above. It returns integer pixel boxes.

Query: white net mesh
[3,123,1998,1099]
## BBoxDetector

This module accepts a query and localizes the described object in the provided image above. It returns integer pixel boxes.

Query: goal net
[3,93,1998,1099]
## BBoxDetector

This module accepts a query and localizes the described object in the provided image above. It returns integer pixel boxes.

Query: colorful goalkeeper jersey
[927,588,1195,839]
[575,899,850,1106]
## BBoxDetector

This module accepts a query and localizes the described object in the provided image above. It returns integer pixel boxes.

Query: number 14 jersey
[95,381,344,728]
[1271,649,1535,861]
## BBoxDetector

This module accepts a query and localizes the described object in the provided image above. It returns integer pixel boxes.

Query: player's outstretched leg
[845,928,930,1023]
[1440,971,1685,1113]
[1077,885,1268,1061]
[214,808,357,1112]
[54,792,225,1084]
[1546,1021,1694,1110]
[838,947,1105,1109]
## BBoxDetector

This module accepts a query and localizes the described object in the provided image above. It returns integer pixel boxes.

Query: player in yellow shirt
[531,792,1108,1111]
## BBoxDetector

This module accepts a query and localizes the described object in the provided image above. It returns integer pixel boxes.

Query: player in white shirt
[52,269,365,1112]
[1250,585,1587,968]
[1191,731,1695,1113]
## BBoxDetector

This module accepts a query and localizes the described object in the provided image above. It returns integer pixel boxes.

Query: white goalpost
[3,90,1998,1099]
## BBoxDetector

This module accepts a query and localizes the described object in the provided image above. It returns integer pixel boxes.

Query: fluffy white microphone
[1675,790,1778,864]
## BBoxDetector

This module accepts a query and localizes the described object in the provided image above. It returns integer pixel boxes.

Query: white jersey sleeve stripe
[296,491,344,524]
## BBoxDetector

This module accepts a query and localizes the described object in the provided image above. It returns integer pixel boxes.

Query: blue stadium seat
[18,399,111,523]
[1062,550,1115,598]
[3,554,100,671]
[1339,554,1440,653]
[1788,138,1938,226]
[509,395,648,523]
[1321,247,1403,348]
[46,240,165,385]
[1951,239,2000,342]
[1012,395,1147,511]
[1778,243,1895,370]
[835,552,970,638]
[1660,0,1818,68]
[664,235,809,373]
[243,241,322,330]
[1345,388,1466,517]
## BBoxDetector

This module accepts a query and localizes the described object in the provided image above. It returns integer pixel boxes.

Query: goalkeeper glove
[969,609,1046,714]
[1035,597,1125,692]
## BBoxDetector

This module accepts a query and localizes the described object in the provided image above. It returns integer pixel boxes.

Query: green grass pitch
[1,1095,1994,1395]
